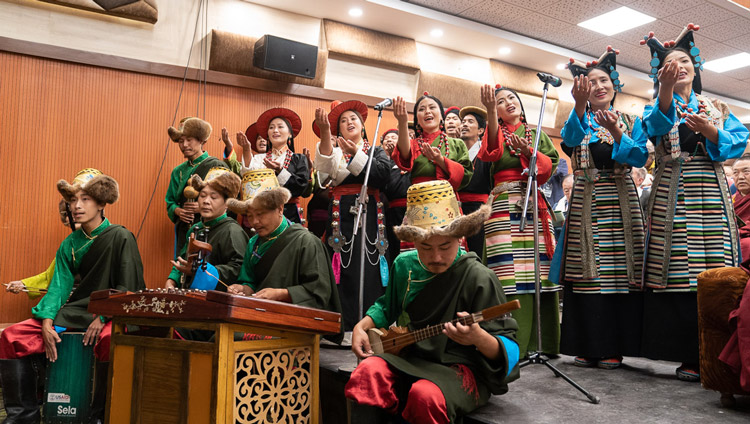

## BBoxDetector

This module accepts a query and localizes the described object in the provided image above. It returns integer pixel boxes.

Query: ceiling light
[647,89,655,95]
[348,8,363,17]
[704,52,750,73]
[498,47,511,55]
[578,7,655,36]
[430,29,444,38]
[556,63,567,70]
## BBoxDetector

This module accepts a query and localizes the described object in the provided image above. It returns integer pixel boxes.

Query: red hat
[313,100,368,138]
[244,122,262,152]
[445,106,461,117]
[256,107,302,140]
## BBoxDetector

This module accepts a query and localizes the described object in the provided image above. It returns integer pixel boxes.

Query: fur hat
[57,168,119,204]
[190,167,241,199]
[393,180,490,243]
[227,169,291,215]
[168,117,212,142]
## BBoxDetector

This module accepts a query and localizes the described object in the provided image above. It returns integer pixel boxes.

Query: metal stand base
[520,351,600,404]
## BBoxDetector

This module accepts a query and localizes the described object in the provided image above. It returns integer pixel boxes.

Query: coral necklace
[501,122,532,156]
[417,132,450,158]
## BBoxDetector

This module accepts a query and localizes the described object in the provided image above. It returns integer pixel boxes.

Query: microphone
[537,72,563,87]
[374,98,393,111]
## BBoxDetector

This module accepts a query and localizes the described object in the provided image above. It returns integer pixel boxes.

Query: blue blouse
[561,109,648,168]
[643,91,748,162]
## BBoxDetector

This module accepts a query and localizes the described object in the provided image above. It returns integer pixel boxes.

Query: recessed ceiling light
[556,63,567,70]
[498,47,511,55]
[704,52,750,73]
[430,29,444,38]
[348,8,363,17]
[647,89,655,94]
[578,7,655,36]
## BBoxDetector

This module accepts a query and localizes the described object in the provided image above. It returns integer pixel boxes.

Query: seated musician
[166,167,248,291]
[0,169,145,424]
[226,170,341,316]
[5,200,78,298]
[346,180,520,424]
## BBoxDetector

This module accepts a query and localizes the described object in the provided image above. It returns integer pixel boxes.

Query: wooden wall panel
[0,51,400,323]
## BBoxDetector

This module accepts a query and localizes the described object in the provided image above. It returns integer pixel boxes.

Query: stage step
[319,347,501,424]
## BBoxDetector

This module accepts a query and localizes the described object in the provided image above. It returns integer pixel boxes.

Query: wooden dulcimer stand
[88,289,341,424]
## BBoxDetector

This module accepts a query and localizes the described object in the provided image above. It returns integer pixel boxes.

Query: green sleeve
[284,233,334,309]
[450,138,474,191]
[214,225,250,284]
[165,167,182,223]
[32,243,75,321]
[223,150,243,177]
[236,237,258,289]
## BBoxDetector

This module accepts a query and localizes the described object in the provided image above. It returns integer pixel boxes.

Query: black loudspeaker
[253,35,318,79]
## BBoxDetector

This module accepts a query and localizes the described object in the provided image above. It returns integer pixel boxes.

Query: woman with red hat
[243,108,310,224]
[236,122,268,167]
[391,94,472,192]
[313,100,391,335]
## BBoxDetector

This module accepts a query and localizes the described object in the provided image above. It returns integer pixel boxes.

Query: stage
[318,347,750,423]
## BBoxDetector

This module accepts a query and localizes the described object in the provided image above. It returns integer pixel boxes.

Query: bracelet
[99,315,107,324]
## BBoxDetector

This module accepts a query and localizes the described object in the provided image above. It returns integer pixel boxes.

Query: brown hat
[57,168,119,204]
[189,167,241,199]
[227,169,291,215]
[394,180,489,243]
[168,117,212,143]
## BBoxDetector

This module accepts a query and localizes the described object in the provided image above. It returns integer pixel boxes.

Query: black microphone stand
[352,107,386,322]
[518,79,599,404]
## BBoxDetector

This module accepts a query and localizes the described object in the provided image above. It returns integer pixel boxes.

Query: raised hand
[657,60,680,89]
[685,113,718,143]
[263,157,282,174]
[236,131,250,150]
[338,136,359,157]
[572,75,591,108]
[393,96,408,123]
[594,110,623,143]
[507,133,531,157]
[314,107,330,133]
[481,84,496,111]
[303,147,314,171]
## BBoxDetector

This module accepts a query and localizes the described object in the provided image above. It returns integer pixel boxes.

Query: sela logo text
[47,393,70,403]
[57,405,77,416]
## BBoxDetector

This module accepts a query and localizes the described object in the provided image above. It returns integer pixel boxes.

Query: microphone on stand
[374,98,393,111]
[537,72,563,87]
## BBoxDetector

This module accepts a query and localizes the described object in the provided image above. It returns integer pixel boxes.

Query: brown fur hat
[190,171,241,200]
[168,117,212,142]
[57,172,119,204]
[227,187,292,216]
[393,203,490,243]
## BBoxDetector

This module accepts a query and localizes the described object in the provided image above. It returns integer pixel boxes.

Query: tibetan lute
[367,299,521,355]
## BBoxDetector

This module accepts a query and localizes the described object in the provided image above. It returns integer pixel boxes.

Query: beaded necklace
[266,147,293,170]
[676,99,709,119]
[416,132,450,158]
[585,108,623,146]
[501,122,532,156]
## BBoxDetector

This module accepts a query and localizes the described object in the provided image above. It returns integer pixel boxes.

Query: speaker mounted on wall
[253,35,318,79]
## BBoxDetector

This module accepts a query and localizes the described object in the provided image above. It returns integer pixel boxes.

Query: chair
[697,267,750,407]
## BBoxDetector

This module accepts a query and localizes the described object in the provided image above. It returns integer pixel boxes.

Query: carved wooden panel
[235,347,312,424]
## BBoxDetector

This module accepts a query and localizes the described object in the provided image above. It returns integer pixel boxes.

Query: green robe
[393,134,473,191]
[237,221,342,315]
[167,213,248,290]
[487,126,560,177]
[366,250,519,423]
[32,219,145,329]
[165,151,226,257]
